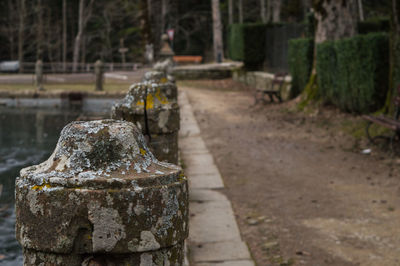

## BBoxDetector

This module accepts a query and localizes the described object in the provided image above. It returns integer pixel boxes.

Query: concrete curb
[179,90,255,266]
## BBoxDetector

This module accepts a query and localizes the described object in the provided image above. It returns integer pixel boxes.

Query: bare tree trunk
[271,0,281,23]
[81,35,86,66]
[260,0,266,23]
[266,0,271,22]
[358,0,364,21]
[212,0,224,62]
[10,35,15,60]
[385,0,400,113]
[228,0,233,24]
[17,0,25,73]
[72,0,94,72]
[7,0,16,60]
[46,6,55,69]
[238,0,243,23]
[140,0,152,57]
[314,0,357,45]
[72,0,84,72]
[63,0,67,71]
[161,0,167,32]
[147,0,152,21]
[37,0,44,60]
[301,0,358,103]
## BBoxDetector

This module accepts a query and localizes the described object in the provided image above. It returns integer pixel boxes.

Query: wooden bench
[254,72,287,104]
[362,85,400,154]
[173,56,203,65]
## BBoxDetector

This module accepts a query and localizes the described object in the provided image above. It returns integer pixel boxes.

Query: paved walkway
[179,90,255,266]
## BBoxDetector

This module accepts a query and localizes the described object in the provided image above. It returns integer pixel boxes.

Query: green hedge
[316,41,337,103]
[228,23,266,69]
[317,32,389,113]
[288,38,314,97]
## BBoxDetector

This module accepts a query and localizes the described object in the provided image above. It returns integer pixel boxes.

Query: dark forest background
[0,0,391,64]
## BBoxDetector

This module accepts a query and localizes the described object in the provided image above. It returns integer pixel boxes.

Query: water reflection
[0,107,108,264]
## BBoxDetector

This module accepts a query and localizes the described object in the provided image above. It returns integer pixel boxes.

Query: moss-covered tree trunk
[384,0,400,114]
[300,0,357,106]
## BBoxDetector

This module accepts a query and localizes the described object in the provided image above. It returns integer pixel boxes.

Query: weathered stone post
[111,76,180,164]
[94,60,104,91]
[143,70,176,86]
[159,34,174,61]
[154,34,175,74]
[34,60,44,91]
[15,120,188,265]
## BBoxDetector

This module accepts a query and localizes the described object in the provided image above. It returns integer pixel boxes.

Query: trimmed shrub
[358,17,390,34]
[317,32,389,113]
[316,41,337,103]
[228,23,266,69]
[288,38,314,97]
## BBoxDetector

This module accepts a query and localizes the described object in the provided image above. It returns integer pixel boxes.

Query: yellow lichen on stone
[136,100,144,106]
[160,77,168,83]
[32,183,52,191]
[146,94,154,109]
[155,89,168,104]
[178,172,186,182]
[140,148,147,156]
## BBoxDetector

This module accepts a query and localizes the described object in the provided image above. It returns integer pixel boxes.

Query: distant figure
[145,44,154,65]
[94,60,103,91]
[35,60,44,91]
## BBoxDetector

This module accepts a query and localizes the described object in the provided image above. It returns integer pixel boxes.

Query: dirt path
[180,80,400,266]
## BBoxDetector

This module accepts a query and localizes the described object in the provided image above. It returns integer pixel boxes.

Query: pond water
[0,105,111,265]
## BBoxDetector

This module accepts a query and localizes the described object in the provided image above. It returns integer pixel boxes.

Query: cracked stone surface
[15,119,188,265]
[111,76,180,164]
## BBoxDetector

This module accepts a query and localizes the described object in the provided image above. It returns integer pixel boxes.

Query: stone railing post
[35,60,43,91]
[111,72,179,163]
[15,120,188,265]
[94,60,104,91]
[142,70,176,86]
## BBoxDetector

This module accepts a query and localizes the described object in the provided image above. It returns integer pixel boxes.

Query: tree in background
[385,0,400,113]
[212,0,224,62]
[0,0,315,66]
[72,0,94,72]
[301,0,358,105]
[271,0,282,22]
[228,0,233,24]
[36,0,44,60]
[17,0,26,72]
[238,0,243,23]
[62,0,67,71]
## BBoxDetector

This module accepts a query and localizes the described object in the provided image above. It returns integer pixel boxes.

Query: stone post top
[143,71,175,84]
[161,34,169,42]
[95,59,102,66]
[159,35,174,57]
[111,82,177,114]
[19,120,181,189]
